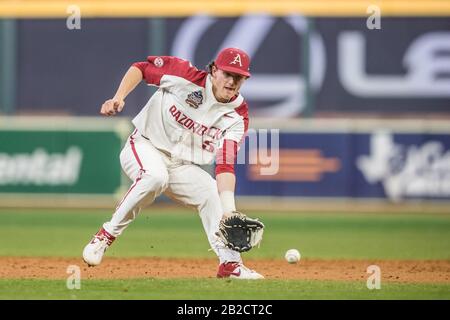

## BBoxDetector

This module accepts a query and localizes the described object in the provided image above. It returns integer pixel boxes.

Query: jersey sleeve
[215,102,249,176]
[131,56,206,87]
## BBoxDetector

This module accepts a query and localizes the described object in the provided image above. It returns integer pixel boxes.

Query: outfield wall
[0,117,449,208]
[237,119,450,205]
[0,116,132,207]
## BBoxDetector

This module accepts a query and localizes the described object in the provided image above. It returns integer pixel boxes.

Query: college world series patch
[185,90,204,109]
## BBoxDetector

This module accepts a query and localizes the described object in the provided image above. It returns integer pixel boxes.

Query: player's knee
[197,180,220,208]
[140,170,169,192]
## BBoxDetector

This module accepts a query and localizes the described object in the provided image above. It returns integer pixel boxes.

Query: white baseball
[285,249,301,264]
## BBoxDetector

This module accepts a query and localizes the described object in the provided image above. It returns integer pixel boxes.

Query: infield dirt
[1,257,449,283]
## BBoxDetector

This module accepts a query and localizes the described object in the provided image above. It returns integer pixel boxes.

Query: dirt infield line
[1,257,449,283]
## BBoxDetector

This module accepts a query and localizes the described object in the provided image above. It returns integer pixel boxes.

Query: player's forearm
[216,172,236,216]
[217,172,235,193]
[113,66,143,100]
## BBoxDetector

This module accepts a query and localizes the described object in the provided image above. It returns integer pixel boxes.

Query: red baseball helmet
[215,47,251,77]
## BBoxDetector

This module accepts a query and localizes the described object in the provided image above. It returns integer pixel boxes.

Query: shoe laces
[94,230,115,245]
[92,235,112,253]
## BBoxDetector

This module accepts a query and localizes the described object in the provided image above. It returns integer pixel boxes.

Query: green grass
[0,208,449,260]
[1,208,449,300]
[0,278,449,300]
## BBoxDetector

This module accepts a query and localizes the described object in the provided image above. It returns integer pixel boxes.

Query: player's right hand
[100,98,125,116]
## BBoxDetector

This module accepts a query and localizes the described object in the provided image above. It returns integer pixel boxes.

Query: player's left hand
[216,211,264,252]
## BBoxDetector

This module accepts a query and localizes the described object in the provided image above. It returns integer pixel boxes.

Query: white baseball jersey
[132,56,249,167]
[101,56,248,265]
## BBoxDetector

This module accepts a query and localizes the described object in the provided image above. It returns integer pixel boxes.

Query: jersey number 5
[202,140,215,153]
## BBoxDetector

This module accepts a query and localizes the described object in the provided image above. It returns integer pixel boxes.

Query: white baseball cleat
[82,228,116,267]
[217,262,264,280]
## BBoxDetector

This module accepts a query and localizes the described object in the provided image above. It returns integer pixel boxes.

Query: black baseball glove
[216,211,265,252]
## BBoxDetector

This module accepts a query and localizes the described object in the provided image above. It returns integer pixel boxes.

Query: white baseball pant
[103,129,241,264]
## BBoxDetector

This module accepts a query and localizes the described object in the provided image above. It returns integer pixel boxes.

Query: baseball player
[82,48,264,279]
